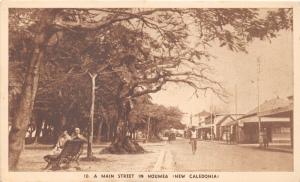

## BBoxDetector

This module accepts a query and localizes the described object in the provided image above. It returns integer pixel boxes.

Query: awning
[222,116,290,127]
[197,124,213,129]
[240,116,290,123]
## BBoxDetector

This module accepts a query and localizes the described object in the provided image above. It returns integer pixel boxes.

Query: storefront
[219,116,236,141]
[237,116,290,144]
[197,125,213,140]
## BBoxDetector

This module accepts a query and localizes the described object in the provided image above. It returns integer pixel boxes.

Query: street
[17,138,293,172]
[160,138,293,171]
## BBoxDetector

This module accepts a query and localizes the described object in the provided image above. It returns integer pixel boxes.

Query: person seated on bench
[52,130,71,155]
[71,127,87,142]
[43,128,88,170]
[43,137,85,170]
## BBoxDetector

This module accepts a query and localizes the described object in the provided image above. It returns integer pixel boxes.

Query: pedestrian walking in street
[190,127,197,155]
[168,134,171,143]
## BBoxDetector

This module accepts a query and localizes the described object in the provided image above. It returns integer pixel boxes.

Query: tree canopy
[10,8,292,103]
[8,8,292,169]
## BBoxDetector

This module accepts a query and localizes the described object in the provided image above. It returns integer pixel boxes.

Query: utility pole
[234,84,238,143]
[190,113,193,127]
[210,95,214,141]
[257,57,262,146]
[235,84,238,119]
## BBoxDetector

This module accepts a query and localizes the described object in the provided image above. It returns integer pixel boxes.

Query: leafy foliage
[9,8,292,138]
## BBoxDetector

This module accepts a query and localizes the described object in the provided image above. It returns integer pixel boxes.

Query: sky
[150,30,293,124]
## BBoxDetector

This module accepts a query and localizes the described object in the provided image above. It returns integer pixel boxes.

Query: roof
[259,104,293,117]
[220,116,235,126]
[204,115,214,124]
[242,96,292,118]
[194,110,211,117]
[214,115,231,125]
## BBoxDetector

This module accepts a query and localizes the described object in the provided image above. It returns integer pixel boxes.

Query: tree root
[100,137,145,154]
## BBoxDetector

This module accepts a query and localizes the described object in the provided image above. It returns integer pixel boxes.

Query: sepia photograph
[1,1,299,182]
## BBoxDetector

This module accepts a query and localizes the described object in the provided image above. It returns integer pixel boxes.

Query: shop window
[273,127,290,134]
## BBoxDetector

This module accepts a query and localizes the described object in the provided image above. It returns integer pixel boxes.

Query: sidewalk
[238,143,293,153]
[19,141,166,171]
[199,139,293,153]
[25,142,111,150]
[25,141,165,150]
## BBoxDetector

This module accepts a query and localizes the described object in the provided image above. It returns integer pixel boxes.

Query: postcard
[1,1,299,181]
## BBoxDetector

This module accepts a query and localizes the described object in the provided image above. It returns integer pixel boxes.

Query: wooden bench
[43,139,84,170]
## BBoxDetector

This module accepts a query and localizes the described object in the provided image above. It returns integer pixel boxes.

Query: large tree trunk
[146,120,162,142]
[9,49,44,169]
[52,115,65,143]
[95,120,104,143]
[146,117,151,142]
[34,120,43,144]
[105,122,111,142]
[100,123,144,154]
[101,99,144,154]
[109,120,117,141]
[8,10,57,170]
[151,120,162,141]
[86,73,97,159]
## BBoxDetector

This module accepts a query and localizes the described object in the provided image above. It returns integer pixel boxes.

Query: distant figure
[262,128,269,148]
[226,132,230,144]
[190,127,197,155]
[202,132,206,140]
[72,127,87,142]
[168,134,171,143]
[229,132,234,144]
[52,130,71,154]
[206,133,211,140]
[259,129,264,148]
[212,132,215,140]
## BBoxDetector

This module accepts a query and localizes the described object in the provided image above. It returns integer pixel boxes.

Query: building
[218,115,237,141]
[196,113,237,140]
[226,96,293,145]
[195,110,211,124]
[197,113,214,140]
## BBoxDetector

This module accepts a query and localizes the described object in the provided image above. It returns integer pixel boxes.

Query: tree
[9,8,292,169]
[9,9,61,169]
[140,104,184,141]
[86,72,97,159]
